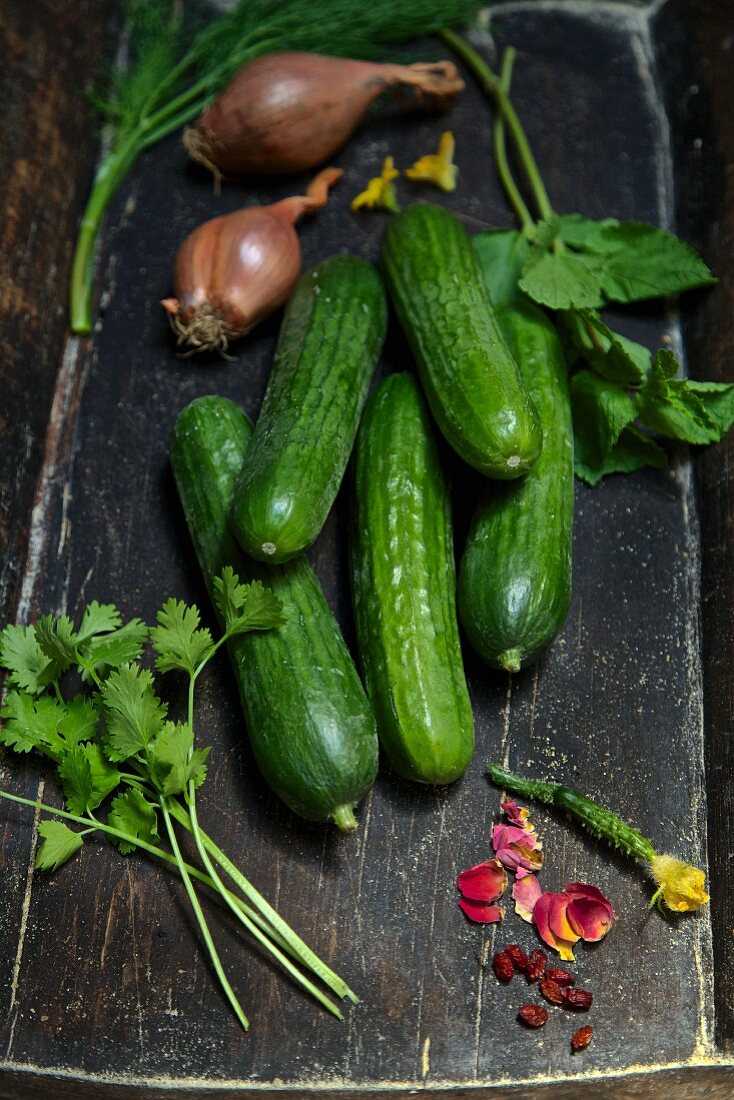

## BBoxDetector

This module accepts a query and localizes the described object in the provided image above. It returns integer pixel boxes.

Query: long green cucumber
[350,373,474,784]
[381,204,541,478]
[233,256,387,563]
[457,301,574,671]
[170,395,378,831]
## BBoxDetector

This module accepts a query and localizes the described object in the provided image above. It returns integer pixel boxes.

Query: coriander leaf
[107,788,159,855]
[637,349,721,445]
[685,381,734,436]
[569,309,649,387]
[79,619,148,679]
[77,601,122,644]
[59,743,121,814]
[519,248,606,310]
[100,664,167,762]
[150,598,213,675]
[35,820,85,872]
[148,721,210,797]
[473,229,531,307]
[58,695,100,748]
[559,213,620,252]
[0,691,66,756]
[213,569,285,636]
[596,222,716,303]
[34,614,78,675]
[570,370,639,458]
[574,424,667,486]
[0,624,56,695]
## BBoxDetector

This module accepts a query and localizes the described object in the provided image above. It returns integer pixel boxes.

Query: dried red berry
[526,949,547,981]
[539,978,565,1005]
[493,952,515,983]
[517,1003,548,1029]
[571,1025,593,1052]
[564,988,593,1010]
[505,944,529,972]
[546,967,574,987]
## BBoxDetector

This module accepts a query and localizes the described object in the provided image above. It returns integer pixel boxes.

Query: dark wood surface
[1,0,733,1095]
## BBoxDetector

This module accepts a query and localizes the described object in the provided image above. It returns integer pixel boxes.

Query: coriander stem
[159,797,250,1031]
[493,49,534,234]
[440,29,555,222]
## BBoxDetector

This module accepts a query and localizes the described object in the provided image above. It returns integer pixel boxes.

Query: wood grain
[1,0,733,1095]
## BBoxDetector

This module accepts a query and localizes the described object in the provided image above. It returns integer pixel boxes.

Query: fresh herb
[487,764,709,914]
[0,577,358,1030]
[70,0,485,335]
[442,31,734,484]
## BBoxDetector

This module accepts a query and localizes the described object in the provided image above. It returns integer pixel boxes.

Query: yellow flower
[351,157,400,213]
[405,131,457,193]
[649,854,709,912]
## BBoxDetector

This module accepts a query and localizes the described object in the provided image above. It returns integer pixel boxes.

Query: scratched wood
[1,0,733,1096]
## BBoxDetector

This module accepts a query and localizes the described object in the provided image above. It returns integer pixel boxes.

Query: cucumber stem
[332,804,359,833]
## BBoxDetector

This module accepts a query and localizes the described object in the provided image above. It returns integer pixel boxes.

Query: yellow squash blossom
[351,157,400,213]
[405,131,457,192]
[649,854,709,912]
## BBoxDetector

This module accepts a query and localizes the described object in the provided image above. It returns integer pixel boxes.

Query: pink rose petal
[513,874,542,923]
[501,799,533,831]
[532,892,579,962]
[456,859,508,903]
[564,883,614,942]
[458,898,505,924]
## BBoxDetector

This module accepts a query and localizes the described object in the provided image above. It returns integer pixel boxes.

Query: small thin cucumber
[171,395,378,830]
[381,204,541,478]
[233,255,387,563]
[458,301,574,670]
[350,373,474,784]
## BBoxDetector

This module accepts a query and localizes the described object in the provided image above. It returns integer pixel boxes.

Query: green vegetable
[458,301,574,671]
[381,203,542,478]
[350,373,474,784]
[171,395,378,831]
[487,763,709,914]
[445,32,734,484]
[0,572,357,1031]
[70,0,486,335]
[233,256,387,563]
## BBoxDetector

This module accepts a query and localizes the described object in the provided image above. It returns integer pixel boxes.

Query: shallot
[161,167,341,356]
[183,52,464,180]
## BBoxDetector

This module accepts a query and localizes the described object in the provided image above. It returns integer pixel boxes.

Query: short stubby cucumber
[233,255,387,563]
[171,395,379,831]
[381,204,541,478]
[350,373,475,784]
[458,301,574,670]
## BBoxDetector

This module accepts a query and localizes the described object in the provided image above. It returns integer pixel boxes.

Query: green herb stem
[492,49,534,234]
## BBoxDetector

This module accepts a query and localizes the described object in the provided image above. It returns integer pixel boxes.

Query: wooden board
[1,0,734,1095]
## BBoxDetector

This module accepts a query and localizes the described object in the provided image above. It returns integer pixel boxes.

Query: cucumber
[170,395,378,831]
[457,301,574,671]
[233,255,387,563]
[381,204,542,478]
[350,373,474,784]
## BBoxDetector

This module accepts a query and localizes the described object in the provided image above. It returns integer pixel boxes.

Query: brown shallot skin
[161,167,341,356]
[184,52,464,179]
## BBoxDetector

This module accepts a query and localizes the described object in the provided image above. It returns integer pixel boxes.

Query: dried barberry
[546,967,574,987]
[526,949,547,981]
[505,944,529,972]
[563,988,593,1010]
[571,1024,593,1051]
[517,1003,548,1028]
[539,978,565,1005]
[493,951,515,983]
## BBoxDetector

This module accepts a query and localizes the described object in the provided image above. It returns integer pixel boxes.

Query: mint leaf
[34,615,78,675]
[79,619,148,678]
[473,229,531,307]
[685,381,734,436]
[568,310,649,387]
[77,601,122,644]
[0,624,57,695]
[150,598,213,676]
[637,349,721,445]
[107,788,159,855]
[519,248,606,310]
[100,664,167,762]
[570,370,639,457]
[559,213,620,253]
[35,821,84,872]
[212,569,285,637]
[596,223,716,303]
[574,425,667,485]
[0,691,66,756]
[59,743,121,813]
[148,721,210,796]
